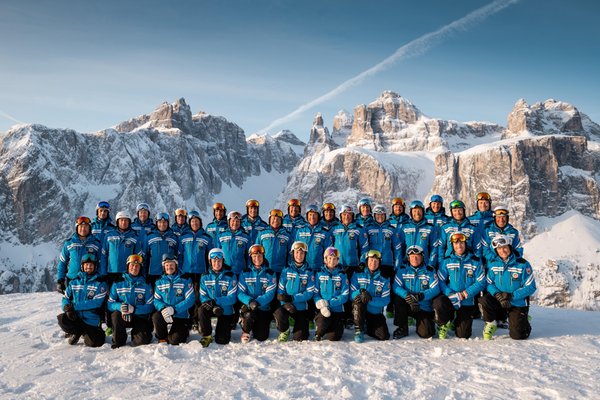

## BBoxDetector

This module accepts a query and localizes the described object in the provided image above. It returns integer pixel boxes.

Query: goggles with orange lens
[450,232,467,243]
[494,209,509,217]
[175,208,187,217]
[246,199,260,208]
[477,192,491,201]
[249,245,265,255]
[127,254,143,265]
[213,202,226,211]
[322,203,336,211]
[269,209,283,218]
[392,197,405,206]
[288,198,301,207]
[76,216,91,226]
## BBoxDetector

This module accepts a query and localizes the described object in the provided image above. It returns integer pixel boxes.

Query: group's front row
[57,233,536,348]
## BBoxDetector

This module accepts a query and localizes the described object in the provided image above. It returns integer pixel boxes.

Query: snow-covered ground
[1,292,599,399]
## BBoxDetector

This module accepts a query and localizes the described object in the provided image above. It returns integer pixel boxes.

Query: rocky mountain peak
[506,98,584,137]
[305,112,337,156]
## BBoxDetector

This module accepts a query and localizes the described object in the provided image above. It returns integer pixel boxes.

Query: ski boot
[483,322,497,340]
[438,321,453,340]
[354,329,364,343]
[200,335,213,348]
[278,329,290,342]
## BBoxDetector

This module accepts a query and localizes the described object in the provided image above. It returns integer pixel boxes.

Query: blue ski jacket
[100,228,143,276]
[486,253,537,308]
[350,268,390,315]
[216,228,250,275]
[294,221,333,271]
[153,272,196,319]
[199,269,238,316]
[314,266,349,313]
[145,228,178,277]
[178,229,213,275]
[56,233,101,282]
[107,273,154,318]
[255,227,292,273]
[278,261,316,311]
[437,251,486,307]
[237,265,277,312]
[61,271,108,327]
[393,263,440,312]
[330,222,369,269]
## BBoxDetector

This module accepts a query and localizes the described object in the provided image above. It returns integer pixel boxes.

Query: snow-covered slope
[525,211,600,310]
[1,292,599,398]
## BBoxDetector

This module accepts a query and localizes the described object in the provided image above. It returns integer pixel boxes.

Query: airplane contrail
[0,110,25,125]
[257,0,519,134]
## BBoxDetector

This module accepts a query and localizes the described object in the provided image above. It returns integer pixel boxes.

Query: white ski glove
[320,306,331,318]
[315,299,329,309]
[448,293,461,310]
[161,306,175,324]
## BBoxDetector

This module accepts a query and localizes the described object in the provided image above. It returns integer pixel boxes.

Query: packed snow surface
[1,292,599,399]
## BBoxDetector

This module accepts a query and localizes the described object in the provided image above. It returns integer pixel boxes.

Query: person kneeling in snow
[392,245,440,339]
[313,247,349,341]
[432,232,486,339]
[274,241,315,342]
[198,248,238,347]
[479,235,537,340]
[152,254,195,345]
[350,250,390,343]
[57,253,107,347]
[107,254,154,349]
[237,245,277,343]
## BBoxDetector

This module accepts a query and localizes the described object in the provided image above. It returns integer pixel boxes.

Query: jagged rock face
[304,113,338,157]
[331,109,353,146]
[278,146,433,210]
[505,98,600,139]
[347,91,503,152]
[247,130,305,173]
[429,135,600,238]
[0,100,303,245]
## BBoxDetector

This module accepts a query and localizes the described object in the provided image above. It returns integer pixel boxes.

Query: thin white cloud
[257,0,519,134]
[0,110,25,125]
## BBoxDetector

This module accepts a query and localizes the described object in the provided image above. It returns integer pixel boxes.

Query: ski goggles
[136,202,150,211]
[430,195,443,203]
[491,236,511,249]
[287,198,301,207]
[96,201,110,210]
[450,200,465,209]
[246,199,260,208]
[392,197,405,206]
[213,202,226,211]
[227,211,242,220]
[406,245,424,256]
[366,249,382,260]
[248,245,265,255]
[477,192,491,201]
[493,209,509,217]
[175,208,187,217]
[322,203,336,211]
[450,232,467,243]
[155,212,170,221]
[269,209,284,218]
[209,249,224,260]
[291,241,308,253]
[81,253,97,263]
[324,247,340,258]
[127,254,143,265]
[76,216,91,226]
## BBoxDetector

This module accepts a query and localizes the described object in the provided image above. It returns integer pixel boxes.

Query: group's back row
[56,193,522,286]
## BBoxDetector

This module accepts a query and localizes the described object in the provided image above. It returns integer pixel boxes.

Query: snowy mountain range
[0,92,599,311]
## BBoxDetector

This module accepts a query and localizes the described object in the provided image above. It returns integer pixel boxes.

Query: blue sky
[1,0,599,141]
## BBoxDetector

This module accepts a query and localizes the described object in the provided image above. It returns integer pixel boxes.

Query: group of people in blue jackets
[56,192,536,348]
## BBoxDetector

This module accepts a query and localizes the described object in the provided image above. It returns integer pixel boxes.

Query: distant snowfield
[1,292,599,399]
